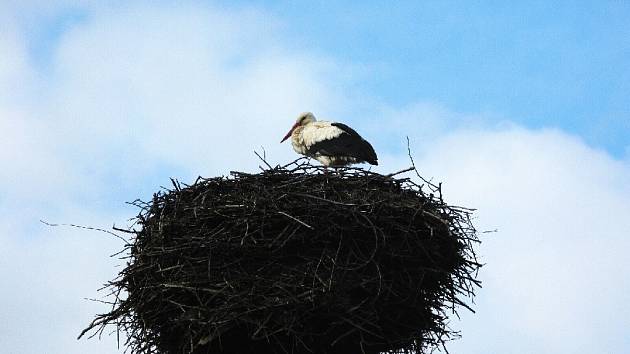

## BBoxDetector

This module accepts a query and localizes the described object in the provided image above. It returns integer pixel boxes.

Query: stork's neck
[291,125,308,154]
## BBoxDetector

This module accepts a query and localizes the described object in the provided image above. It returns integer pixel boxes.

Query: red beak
[280,123,298,143]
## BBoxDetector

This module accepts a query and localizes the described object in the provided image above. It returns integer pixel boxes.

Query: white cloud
[43,2,340,178]
[0,211,125,354]
[1,2,629,354]
[410,127,630,354]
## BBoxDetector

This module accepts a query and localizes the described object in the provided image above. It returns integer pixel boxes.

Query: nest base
[81,160,481,354]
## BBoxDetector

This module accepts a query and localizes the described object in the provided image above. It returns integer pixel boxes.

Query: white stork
[280,112,378,166]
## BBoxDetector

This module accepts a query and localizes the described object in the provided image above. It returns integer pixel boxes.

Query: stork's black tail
[330,123,378,165]
[363,141,378,165]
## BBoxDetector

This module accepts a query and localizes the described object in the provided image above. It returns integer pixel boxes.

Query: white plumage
[281,112,378,167]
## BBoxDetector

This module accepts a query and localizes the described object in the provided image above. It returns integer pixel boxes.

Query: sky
[1,1,629,353]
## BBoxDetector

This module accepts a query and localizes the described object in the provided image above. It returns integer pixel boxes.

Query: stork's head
[281,112,316,143]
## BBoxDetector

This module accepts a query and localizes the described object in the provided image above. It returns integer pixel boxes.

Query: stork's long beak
[280,123,298,143]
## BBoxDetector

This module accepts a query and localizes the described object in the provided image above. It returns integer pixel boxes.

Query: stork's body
[281,112,378,167]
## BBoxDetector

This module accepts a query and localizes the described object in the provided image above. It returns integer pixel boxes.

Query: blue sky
[1,1,629,354]
[248,1,630,155]
[18,1,630,156]
[309,2,628,150]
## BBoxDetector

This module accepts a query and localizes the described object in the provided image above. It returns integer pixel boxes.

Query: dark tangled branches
[80,158,481,354]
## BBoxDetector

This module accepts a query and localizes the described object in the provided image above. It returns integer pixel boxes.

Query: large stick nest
[82,159,481,354]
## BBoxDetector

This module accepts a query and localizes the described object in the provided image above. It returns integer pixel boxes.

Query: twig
[277,211,314,230]
[254,149,273,170]
[40,220,128,243]
[385,166,415,178]
[406,136,440,191]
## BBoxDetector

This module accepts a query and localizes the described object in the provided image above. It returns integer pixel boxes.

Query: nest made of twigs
[81,158,481,354]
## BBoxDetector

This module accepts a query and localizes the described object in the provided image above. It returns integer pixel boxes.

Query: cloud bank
[1,3,628,354]
[417,127,630,353]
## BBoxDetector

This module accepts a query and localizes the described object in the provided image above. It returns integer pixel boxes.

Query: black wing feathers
[307,123,378,165]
